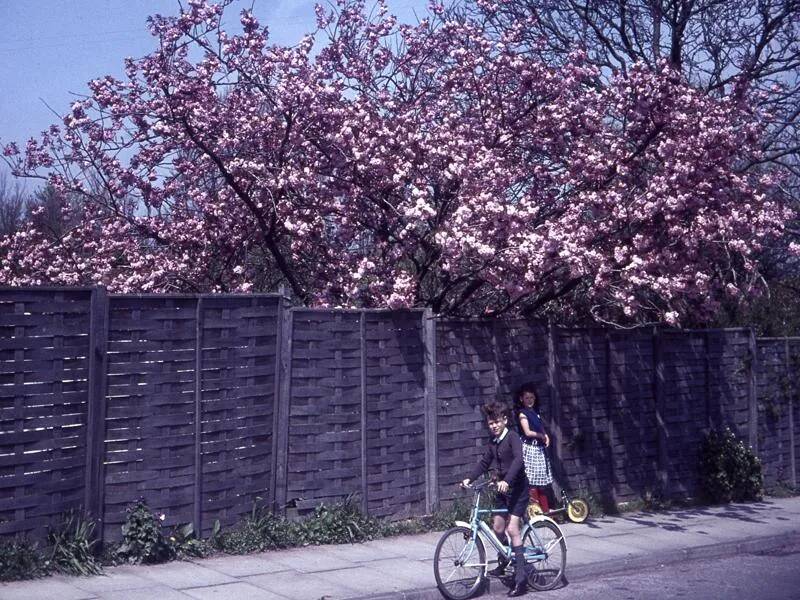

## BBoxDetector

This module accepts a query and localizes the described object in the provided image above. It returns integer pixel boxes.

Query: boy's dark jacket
[468,429,525,486]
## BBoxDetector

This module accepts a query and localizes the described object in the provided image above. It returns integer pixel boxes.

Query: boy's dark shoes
[487,564,506,576]
[507,582,527,597]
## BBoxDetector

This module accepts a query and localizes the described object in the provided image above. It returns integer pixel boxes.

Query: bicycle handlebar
[460,480,496,491]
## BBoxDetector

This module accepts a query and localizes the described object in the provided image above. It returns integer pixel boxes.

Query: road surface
[487,541,800,599]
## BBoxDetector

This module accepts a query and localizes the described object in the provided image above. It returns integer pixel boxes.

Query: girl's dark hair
[481,401,509,421]
[514,382,539,411]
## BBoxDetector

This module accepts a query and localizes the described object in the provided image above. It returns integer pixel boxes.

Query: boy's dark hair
[481,401,509,421]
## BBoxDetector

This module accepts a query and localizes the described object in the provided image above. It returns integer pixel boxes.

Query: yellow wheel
[566,498,589,523]
[526,502,543,520]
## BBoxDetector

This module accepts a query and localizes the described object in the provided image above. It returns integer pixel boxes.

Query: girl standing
[515,383,553,513]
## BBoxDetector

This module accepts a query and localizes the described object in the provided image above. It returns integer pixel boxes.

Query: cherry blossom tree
[1,0,793,325]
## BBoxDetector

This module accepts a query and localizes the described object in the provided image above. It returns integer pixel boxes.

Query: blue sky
[0,0,430,154]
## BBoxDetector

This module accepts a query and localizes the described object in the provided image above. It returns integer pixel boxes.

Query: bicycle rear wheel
[433,526,486,600]
[523,519,566,591]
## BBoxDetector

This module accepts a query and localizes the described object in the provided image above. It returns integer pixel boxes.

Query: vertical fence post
[423,308,439,513]
[490,320,501,400]
[652,327,668,493]
[359,312,369,514]
[704,331,713,430]
[268,299,284,510]
[786,338,797,489]
[546,321,563,490]
[271,304,293,514]
[85,286,109,543]
[193,297,204,534]
[747,329,758,454]
[605,331,618,505]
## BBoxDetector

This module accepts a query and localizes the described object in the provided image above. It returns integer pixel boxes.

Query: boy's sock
[512,544,526,585]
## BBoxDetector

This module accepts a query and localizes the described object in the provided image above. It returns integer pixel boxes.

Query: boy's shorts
[494,484,528,517]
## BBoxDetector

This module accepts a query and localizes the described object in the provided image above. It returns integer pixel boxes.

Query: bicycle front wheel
[433,526,486,600]
[524,519,566,591]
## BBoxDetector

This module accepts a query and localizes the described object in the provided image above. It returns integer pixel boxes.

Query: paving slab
[375,535,439,561]
[136,562,237,589]
[70,566,155,593]
[244,569,360,600]
[316,565,420,596]
[0,576,97,600]
[192,554,292,578]
[268,547,360,573]
[319,542,404,563]
[181,581,288,600]
[359,557,431,588]
[95,584,193,600]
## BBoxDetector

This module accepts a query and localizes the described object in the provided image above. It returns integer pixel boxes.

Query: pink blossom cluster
[0,0,791,323]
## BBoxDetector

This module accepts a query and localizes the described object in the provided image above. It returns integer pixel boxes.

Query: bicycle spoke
[543,535,563,554]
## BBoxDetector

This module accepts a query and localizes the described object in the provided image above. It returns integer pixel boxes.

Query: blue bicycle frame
[454,482,560,570]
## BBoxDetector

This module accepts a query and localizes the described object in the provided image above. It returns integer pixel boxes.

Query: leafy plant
[114,500,173,564]
[302,496,391,545]
[47,511,102,576]
[216,501,301,554]
[0,536,48,581]
[166,522,211,559]
[699,428,764,503]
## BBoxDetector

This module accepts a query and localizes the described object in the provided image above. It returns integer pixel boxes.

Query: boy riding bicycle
[461,401,529,597]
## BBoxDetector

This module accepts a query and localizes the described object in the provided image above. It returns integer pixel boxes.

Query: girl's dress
[519,407,553,486]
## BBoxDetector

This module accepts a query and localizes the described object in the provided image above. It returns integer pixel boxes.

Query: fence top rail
[758,337,800,342]
[111,292,288,299]
[0,286,94,293]
[290,307,425,314]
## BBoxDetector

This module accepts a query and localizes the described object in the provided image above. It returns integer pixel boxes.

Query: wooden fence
[1,287,798,543]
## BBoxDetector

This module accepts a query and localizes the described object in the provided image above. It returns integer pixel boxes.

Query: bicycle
[433,480,567,600]
[527,488,590,524]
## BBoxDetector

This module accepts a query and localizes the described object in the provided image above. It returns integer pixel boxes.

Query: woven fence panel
[608,330,658,502]
[493,320,549,417]
[0,289,91,538]
[660,331,707,496]
[436,321,497,503]
[103,297,197,540]
[199,296,280,535]
[756,340,795,488]
[556,329,610,498]
[792,340,800,487]
[365,312,426,518]
[288,311,363,510]
[711,330,751,439]
[493,321,558,484]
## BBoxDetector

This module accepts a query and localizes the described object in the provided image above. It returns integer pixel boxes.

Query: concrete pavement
[2,496,799,600]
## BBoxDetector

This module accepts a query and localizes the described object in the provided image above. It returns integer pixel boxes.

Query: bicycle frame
[453,483,563,568]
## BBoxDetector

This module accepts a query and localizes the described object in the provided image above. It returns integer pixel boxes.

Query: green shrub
[47,511,102,576]
[699,428,764,503]
[302,496,392,545]
[113,501,174,564]
[166,522,212,559]
[0,536,48,581]
[216,501,301,554]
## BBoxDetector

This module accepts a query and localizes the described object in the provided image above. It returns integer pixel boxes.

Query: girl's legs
[536,487,550,513]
